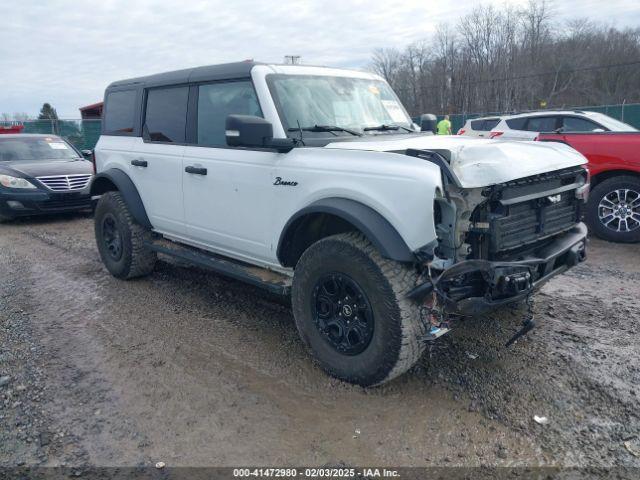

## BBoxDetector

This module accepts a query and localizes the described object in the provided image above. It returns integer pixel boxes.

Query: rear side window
[505,118,527,130]
[484,118,500,130]
[197,81,262,146]
[562,116,604,132]
[470,118,500,131]
[525,116,558,132]
[104,90,137,135]
[144,86,189,143]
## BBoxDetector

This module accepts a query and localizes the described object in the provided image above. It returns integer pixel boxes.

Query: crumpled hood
[324,134,587,188]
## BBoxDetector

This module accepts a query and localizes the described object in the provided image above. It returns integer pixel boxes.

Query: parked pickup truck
[91,61,589,386]
[537,132,640,243]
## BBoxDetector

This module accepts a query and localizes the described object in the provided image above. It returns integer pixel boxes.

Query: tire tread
[95,191,156,279]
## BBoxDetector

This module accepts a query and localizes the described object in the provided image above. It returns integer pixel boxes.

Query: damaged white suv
[91,62,589,386]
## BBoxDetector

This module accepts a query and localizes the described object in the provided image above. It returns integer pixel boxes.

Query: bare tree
[13,112,31,122]
[369,3,640,116]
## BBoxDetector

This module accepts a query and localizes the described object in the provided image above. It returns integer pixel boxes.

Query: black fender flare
[90,168,152,229]
[277,198,415,264]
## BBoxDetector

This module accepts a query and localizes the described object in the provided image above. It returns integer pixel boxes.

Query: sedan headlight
[0,174,37,189]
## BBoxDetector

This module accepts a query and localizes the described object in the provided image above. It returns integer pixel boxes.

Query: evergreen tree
[38,103,58,120]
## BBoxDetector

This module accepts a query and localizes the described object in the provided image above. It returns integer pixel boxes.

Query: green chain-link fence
[445,103,640,134]
[1,119,101,151]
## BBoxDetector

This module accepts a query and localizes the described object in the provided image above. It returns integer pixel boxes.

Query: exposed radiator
[490,190,579,252]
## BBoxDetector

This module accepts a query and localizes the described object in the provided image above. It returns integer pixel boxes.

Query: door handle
[131,159,148,167]
[185,166,207,175]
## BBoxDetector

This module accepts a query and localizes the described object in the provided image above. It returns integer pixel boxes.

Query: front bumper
[412,223,588,316]
[0,188,93,218]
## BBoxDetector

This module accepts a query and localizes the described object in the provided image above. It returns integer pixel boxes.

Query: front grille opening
[468,167,581,260]
[37,197,92,211]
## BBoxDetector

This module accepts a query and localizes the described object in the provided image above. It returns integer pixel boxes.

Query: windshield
[585,112,638,132]
[268,74,414,136]
[0,137,80,161]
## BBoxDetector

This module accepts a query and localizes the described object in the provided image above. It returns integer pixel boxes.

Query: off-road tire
[94,191,157,279]
[291,232,426,386]
[586,176,640,243]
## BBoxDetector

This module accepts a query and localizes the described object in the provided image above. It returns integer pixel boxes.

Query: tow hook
[505,317,536,347]
[505,293,536,347]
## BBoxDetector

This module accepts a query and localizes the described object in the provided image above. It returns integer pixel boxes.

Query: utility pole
[284,55,301,65]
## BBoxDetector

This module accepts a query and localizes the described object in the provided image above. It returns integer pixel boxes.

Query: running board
[147,238,292,296]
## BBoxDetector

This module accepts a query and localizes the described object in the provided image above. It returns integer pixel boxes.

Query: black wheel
[586,176,640,243]
[94,191,157,279]
[292,232,426,386]
[0,213,14,223]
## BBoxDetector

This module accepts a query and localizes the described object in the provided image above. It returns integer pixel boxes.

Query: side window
[483,118,500,130]
[197,81,262,146]
[470,119,484,131]
[562,116,603,132]
[104,90,136,135]
[506,118,527,130]
[525,116,558,132]
[144,86,189,143]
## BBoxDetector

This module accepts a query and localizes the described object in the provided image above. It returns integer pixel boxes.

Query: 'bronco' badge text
[273,177,298,186]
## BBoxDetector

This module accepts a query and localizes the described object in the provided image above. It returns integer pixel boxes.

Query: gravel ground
[0,214,639,471]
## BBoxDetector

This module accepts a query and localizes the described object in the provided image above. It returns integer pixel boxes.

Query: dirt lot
[1,214,639,470]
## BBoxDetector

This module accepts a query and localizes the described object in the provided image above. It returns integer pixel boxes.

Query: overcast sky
[2,0,639,118]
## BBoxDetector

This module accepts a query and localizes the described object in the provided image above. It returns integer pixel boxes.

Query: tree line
[1,103,58,122]
[370,1,640,116]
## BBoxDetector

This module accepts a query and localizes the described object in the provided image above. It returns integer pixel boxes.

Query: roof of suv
[107,61,382,91]
[464,116,501,123]
[501,110,599,120]
[108,61,264,89]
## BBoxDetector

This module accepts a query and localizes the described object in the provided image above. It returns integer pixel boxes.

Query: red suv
[538,131,640,242]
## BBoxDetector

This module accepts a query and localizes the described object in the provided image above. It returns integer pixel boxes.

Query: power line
[454,60,640,86]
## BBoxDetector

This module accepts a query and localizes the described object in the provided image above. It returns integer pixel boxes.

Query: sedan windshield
[0,137,79,161]
[268,74,414,136]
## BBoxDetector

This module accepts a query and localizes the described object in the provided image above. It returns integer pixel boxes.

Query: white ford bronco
[92,62,589,386]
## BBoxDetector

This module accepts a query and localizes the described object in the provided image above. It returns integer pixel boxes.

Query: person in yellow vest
[436,115,452,135]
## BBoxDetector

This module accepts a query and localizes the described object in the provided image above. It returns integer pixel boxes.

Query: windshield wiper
[287,125,362,137]
[363,124,413,133]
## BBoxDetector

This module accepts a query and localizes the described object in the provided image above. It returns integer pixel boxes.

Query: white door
[130,85,190,235]
[131,140,185,234]
[182,80,277,263]
[182,146,277,263]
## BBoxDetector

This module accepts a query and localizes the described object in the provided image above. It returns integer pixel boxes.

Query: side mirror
[418,114,437,133]
[226,115,296,153]
[81,149,93,159]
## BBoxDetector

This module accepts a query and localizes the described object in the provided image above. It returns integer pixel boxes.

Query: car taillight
[458,129,466,135]
[489,131,504,139]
